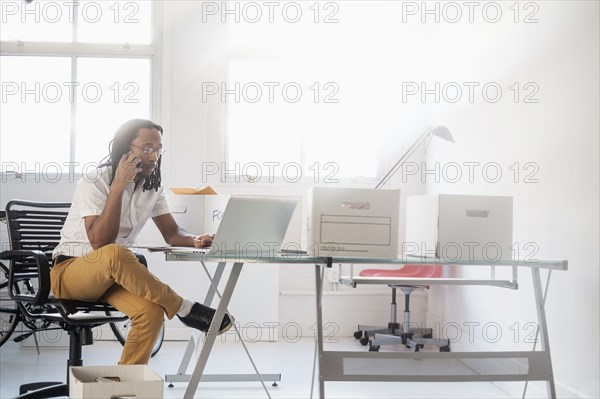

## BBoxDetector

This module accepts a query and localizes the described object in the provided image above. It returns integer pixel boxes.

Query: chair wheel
[353,330,363,340]
[359,337,369,346]
[368,342,380,352]
[439,345,451,352]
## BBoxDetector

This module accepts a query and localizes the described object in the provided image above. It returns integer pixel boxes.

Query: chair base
[355,323,435,342]
[15,328,88,398]
[17,382,68,399]
[369,332,450,352]
[354,284,450,352]
[356,323,434,338]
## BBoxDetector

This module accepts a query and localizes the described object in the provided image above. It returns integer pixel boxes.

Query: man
[51,118,233,365]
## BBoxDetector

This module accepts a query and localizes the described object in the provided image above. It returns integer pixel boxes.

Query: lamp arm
[375,128,434,189]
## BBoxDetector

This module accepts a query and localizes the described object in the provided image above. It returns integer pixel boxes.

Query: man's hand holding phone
[114,152,142,186]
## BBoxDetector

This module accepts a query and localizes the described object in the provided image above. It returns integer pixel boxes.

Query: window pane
[77,1,152,44]
[0,1,151,44]
[227,61,377,179]
[0,0,72,42]
[0,56,71,173]
[75,57,151,167]
[225,3,388,180]
[227,61,301,169]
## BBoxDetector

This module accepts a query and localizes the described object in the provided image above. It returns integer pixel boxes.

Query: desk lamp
[375,125,455,189]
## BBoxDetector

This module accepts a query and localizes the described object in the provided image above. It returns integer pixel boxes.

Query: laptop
[192,196,298,256]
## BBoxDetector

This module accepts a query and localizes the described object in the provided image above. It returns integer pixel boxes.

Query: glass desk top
[162,249,567,270]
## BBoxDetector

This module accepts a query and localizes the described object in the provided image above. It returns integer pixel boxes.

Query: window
[223,2,379,182]
[227,60,378,182]
[0,0,155,175]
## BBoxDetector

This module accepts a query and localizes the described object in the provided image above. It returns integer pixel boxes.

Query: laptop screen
[204,196,297,256]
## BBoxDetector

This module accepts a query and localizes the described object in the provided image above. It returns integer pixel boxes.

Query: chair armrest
[0,249,51,306]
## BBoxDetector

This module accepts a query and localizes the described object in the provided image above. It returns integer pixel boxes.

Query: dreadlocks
[100,119,163,192]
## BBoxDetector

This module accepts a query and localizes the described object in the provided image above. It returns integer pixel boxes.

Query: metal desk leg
[531,268,556,398]
[166,261,282,389]
[314,264,325,399]
[170,262,227,380]
[183,262,244,399]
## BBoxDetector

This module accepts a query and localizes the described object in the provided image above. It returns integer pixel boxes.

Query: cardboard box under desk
[69,365,163,399]
[405,194,513,262]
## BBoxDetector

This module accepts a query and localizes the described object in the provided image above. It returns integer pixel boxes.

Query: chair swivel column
[68,329,84,371]
[401,287,416,344]
[389,287,400,332]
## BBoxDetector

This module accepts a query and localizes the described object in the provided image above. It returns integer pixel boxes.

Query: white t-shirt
[53,167,170,258]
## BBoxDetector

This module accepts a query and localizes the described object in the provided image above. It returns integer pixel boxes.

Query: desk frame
[165,253,567,399]
[164,261,281,394]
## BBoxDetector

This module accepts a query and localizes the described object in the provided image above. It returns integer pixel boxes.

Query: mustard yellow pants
[50,243,183,365]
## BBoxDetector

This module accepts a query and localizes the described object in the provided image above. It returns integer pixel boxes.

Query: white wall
[419,2,599,398]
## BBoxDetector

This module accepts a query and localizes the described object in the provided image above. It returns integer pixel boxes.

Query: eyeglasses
[130,143,165,156]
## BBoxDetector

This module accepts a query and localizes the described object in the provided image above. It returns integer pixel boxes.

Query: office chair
[0,200,130,399]
[353,264,450,352]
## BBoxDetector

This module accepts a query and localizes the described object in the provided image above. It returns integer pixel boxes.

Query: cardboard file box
[204,194,232,233]
[306,187,401,258]
[405,194,513,261]
[69,365,163,399]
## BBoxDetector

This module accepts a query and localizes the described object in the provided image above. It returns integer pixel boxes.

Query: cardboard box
[204,194,232,233]
[168,194,206,233]
[69,365,163,399]
[305,187,401,258]
[134,194,206,246]
[405,194,513,261]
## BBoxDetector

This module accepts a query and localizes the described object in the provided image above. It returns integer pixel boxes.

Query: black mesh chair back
[5,200,69,305]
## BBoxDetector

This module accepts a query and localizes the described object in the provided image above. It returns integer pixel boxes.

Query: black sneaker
[177,303,235,335]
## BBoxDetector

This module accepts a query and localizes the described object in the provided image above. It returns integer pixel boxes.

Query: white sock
[177,299,195,317]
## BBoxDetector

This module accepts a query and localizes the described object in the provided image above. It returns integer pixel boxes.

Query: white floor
[1,337,528,399]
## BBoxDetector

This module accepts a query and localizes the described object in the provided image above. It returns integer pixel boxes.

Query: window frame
[0,1,162,180]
